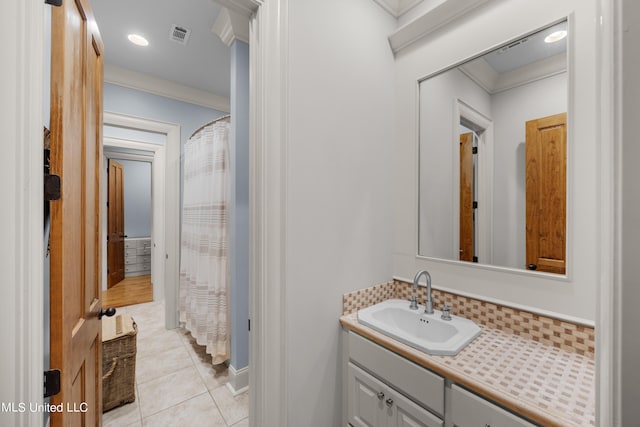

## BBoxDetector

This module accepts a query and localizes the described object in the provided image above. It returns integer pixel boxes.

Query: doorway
[104,153,154,307]
[102,112,181,329]
[455,99,494,265]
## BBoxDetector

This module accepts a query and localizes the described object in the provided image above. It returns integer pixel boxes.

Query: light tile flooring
[103,301,248,427]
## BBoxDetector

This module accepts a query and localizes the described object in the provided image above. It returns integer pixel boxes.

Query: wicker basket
[102,314,137,412]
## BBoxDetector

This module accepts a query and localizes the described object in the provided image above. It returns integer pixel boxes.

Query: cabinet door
[450,385,536,427]
[348,363,385,427]
[392,388,444,427]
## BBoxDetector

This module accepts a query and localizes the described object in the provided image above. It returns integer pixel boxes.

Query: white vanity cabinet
[344,330,539,427]
[450,385,536,427]
[346,331,445,427]
[348,362,443,427]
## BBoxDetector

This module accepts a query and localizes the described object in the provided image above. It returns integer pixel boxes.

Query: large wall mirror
[418,20,568,275]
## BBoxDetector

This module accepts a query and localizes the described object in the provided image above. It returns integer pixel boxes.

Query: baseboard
[226,364,249,396]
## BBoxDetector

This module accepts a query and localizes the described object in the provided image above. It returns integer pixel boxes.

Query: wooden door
[108,159,125,288]
[49,0,104,424]
[459,132,474,262]
[525,113,567,274]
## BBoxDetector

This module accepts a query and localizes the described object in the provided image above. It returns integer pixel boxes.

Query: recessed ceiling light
[544,30,567,44]
[127,34,149,47]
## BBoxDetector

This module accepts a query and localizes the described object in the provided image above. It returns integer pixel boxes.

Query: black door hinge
[45,0,62,6]
[473,201,478,209]
[248,319,251,331]
[472,147,478,154]
[44,369,61,398]
[44,174,61,201]
[472,256,479,263]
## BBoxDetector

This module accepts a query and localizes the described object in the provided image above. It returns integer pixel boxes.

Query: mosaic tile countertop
[341,312,595,427]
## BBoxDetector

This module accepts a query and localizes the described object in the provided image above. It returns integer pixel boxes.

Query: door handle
[99,307,116,319]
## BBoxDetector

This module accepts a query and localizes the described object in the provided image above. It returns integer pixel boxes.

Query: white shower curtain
[179,117,231,364]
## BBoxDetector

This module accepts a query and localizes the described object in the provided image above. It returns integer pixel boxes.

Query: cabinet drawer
[450,385,536,427]
[141,263,151,271]
[125,264,144,273]
[124,256,138,265]
[348,332,445,416]
[125,248,137,257]
[139,255,151,264]
[124,240,137,249]
[137,247,151,255]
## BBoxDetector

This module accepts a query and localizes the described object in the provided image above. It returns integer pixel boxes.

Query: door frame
[103,112,181,329]
[103,137,160,300]
[453,99,493,264]
[3,0,45,425]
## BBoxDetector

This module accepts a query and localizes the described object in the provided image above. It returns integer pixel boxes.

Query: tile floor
[103,300,248,427]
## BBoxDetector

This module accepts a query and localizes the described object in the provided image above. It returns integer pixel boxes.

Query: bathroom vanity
[340,282,595,427]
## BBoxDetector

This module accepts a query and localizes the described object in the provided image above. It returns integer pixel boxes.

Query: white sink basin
[357,299,481,356]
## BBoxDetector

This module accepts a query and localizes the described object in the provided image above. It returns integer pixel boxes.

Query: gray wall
[119,159,152,238]
[229,40,250,372]
[621,0,640,424]
[104,83,227,150]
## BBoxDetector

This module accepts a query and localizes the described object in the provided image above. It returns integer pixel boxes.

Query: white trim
[104,64,231,113]
[226,365,250,396]
[103,112,181,330]
[102,137,165,300]
[389,0,491,53]
[212,8,250,47]
[371,0,423,18]
[453,99,494,265]
[1,0,44,425]
[214,0,261,17]
[596,0,618,425]
[459,54,567,95]
[248,1,288,425]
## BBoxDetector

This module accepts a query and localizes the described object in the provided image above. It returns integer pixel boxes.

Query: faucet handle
[441,304,452,321]
[409,296,419,310]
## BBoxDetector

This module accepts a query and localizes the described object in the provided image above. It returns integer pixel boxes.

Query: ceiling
[91,0,231,98]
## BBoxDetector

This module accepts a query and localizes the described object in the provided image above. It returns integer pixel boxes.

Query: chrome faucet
[413,270,434,315]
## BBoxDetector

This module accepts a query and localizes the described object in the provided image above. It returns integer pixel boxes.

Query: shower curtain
[179,116,231,364]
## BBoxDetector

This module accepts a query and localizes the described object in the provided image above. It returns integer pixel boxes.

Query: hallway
[103,300,248,426]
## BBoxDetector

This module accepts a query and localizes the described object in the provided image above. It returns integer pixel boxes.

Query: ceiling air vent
[497,37,530,54]
[170,24,191,45]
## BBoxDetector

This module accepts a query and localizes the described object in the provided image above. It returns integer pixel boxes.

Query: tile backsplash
[342,280,595,358]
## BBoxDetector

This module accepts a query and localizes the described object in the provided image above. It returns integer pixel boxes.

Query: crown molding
[372,0,424,18]
[104,64,230,112]
[212,7,250,47]
[459,53,566,94]
[389,0,490,53]
[212,0,261,17]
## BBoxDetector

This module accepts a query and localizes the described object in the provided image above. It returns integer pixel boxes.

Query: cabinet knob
[385,398,394,407]
[376,392,384,400]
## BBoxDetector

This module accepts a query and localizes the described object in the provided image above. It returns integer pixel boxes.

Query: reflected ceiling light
[127,34,149,47]
[544,30,567,43]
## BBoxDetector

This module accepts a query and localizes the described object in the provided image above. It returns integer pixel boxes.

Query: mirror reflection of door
[525,112,567,274]
[459,132,475,262]
[108,159,125,287]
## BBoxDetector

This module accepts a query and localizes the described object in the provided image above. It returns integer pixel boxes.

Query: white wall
[394,0,599,321]
[419,69,490,259]
[491,73,567,269]
[285,0,396,424]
